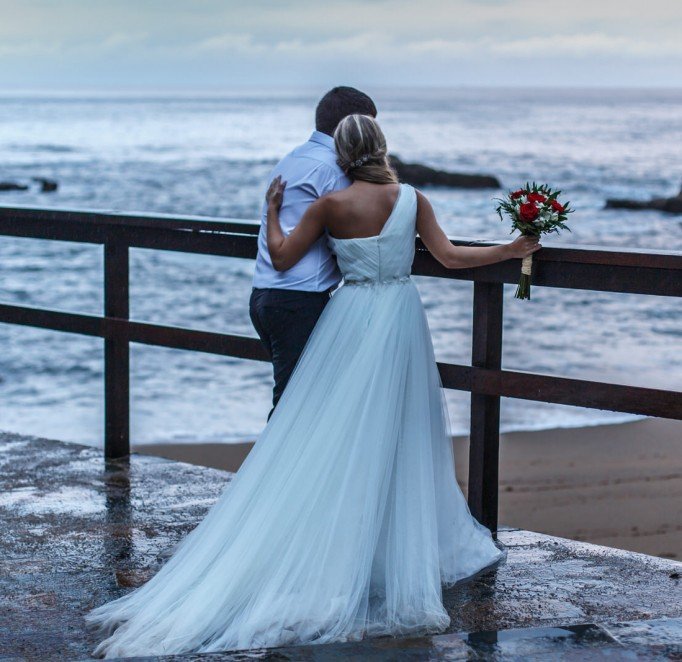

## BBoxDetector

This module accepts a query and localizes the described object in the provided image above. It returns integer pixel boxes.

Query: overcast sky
[2,0,682,89]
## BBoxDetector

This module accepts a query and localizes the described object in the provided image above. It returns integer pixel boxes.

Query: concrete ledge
[1,432,680,660]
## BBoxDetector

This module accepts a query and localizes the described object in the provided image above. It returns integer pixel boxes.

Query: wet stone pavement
[1,432,680,661]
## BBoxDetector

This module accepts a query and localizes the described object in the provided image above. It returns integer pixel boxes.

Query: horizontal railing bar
[0,218,108,243]
[0,303,104,336]
[438,363,682,420]
[1,221,680,297]
[122,226,259,261]
[0,204,261,235]
[412,251,682,297]
[0,303,267,361]
[1,204,681,270]
[123,320,268,361]
[2,302,679,420]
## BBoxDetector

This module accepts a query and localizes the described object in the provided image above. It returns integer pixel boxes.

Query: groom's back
[253,131,350,292]
[250,86,377,416]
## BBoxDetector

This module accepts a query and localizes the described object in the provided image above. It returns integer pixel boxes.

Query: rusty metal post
[468,281,504,534]
[104,240,130,458]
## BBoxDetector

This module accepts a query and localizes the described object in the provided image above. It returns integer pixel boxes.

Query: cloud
[195,33,266,54]
[0,39,62,57]
[99,32,149,52]
[491,33,682,58]
[190,30,682,61]
[0,31,149,58]
[1,0,681,86]
[194,32,391,57]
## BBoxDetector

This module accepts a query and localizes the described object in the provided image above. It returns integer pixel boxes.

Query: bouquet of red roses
[495,183,573,299]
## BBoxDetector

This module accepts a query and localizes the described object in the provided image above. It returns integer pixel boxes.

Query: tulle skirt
[85,279,503,657]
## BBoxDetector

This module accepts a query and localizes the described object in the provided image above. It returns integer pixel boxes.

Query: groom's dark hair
[315,87,377,137]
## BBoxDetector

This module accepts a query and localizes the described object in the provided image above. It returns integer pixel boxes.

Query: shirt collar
[308,130,335,150]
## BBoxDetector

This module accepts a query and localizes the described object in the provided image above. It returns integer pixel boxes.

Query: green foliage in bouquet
[495,182,574,299]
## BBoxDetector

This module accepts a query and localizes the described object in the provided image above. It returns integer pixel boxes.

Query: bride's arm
[265,176,327,271]
[416,190,540,269]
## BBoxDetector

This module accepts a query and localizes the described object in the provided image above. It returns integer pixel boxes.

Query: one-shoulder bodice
[327,184,417,285]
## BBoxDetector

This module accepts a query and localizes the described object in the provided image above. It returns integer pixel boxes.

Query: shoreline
[133,417,681,560]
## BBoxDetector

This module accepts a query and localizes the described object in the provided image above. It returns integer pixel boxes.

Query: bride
[86,114,540,657]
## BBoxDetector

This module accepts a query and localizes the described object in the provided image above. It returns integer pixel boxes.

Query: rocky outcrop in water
[0,178,58,193]
[389,155,500,189]
[33,177,58,192]
[606,183,682,215]
[0,182,29,191]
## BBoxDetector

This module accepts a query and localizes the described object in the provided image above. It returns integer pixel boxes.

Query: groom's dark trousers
[251,130,348,419]
[250,287,333,418]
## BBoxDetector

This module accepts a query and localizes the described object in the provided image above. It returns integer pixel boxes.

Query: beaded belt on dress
[343,275,411,287]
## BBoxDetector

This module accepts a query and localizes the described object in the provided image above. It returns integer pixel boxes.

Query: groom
[250,86,377,417]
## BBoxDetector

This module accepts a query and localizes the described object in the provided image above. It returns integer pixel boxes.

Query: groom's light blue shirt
[253,131,350,291]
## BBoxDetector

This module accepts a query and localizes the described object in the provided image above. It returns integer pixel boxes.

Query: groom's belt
[251,286,335,297]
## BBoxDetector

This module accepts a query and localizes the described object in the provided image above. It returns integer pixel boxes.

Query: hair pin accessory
[349,154,372,169]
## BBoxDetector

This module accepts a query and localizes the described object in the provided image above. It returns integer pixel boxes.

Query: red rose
[519,202,539,222]
[527,192,546,203]
[510,189,525,199]
[551,199,564,213]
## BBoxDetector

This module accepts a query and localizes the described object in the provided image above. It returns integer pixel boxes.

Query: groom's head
[315,87,377,137]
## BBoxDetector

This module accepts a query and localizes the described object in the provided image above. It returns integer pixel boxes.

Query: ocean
[0,87,680,446]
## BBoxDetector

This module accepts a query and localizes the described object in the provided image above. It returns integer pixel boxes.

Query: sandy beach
[134,417,681,560]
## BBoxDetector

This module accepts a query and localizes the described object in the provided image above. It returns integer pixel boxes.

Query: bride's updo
[334,114,398,185]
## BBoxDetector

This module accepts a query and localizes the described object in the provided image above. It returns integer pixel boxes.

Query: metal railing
[1,204,681,533]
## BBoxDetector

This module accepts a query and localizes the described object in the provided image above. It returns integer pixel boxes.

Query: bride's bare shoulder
[322,187,351,204]
[314,188,348,217]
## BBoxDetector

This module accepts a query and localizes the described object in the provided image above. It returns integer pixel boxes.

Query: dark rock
[662,197,682,214]
[0,181,29,191]
[0,178,58,193]
[389,155,500,189]
[605,183,682,215]
[33,177,58,192]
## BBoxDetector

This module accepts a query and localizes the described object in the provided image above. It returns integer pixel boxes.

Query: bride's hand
[266,175,287,211]
[507,234,541,259]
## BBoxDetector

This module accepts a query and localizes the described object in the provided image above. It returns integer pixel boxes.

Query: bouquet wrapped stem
[495,182,573,300]
[517,254,533,300]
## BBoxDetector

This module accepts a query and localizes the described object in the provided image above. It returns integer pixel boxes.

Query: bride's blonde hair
[334,114,398,185]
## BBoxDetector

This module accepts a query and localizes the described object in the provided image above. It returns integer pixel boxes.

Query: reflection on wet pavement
[1,433,680,660]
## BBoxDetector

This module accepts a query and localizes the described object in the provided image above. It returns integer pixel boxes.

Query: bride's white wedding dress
[86,183,503,657]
